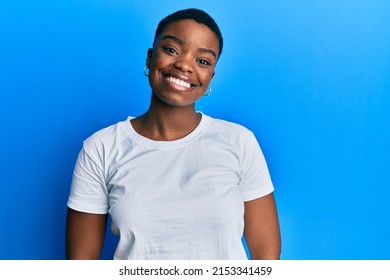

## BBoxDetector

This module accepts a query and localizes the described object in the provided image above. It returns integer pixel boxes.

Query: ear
[146,48,153,67]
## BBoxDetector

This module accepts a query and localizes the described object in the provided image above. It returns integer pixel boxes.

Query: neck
[131,94,202,141]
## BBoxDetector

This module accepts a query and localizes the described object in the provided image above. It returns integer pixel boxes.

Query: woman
[66,8,281,260]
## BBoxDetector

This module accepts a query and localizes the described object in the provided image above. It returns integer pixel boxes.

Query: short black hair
[152,8,223,58]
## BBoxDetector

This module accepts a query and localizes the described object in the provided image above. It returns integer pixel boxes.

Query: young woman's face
[147,19,219,108]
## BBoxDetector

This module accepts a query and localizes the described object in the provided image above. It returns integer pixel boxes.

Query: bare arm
[66,208,108,260]
[244,193,281,260]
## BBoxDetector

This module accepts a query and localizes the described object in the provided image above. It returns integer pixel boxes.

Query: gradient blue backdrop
[1,0,389,259]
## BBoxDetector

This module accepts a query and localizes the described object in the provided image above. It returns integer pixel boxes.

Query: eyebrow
[162,34,184,45]
[198,47,217,58]
[162,34,217,58]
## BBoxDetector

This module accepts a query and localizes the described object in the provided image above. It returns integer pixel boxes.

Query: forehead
[158,19,219,51]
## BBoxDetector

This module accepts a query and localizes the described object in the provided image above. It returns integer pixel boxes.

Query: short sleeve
[239,132,274,201]
[67,146,109,214]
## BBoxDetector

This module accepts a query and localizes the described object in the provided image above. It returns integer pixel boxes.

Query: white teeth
[166,76,191,88]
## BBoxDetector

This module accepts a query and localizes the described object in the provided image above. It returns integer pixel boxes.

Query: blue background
[1,0,389,259]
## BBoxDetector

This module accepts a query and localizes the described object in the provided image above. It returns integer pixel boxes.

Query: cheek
[200,71,214,85]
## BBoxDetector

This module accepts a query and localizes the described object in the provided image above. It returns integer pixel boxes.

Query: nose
[174,54,194,73]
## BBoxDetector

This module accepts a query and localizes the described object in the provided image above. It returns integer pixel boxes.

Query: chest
[105,144,245,235]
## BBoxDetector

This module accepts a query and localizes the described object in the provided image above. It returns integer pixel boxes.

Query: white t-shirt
[67,113,274,259]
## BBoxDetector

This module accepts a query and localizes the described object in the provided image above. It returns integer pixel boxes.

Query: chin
[153,91,197,108]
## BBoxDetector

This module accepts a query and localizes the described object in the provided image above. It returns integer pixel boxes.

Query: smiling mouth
[165,75,194,89]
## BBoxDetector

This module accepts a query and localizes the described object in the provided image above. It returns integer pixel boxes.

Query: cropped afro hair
[152,8,223,58]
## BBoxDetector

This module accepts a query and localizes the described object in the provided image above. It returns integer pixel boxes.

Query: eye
[162,46,178,55]
[197,59,211,66]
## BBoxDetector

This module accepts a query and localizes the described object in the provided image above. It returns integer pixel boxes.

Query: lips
[166,76,191,88]
[163,74,197,90]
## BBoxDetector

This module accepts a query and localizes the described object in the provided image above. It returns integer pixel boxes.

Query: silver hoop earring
[143,66,149,77]
[204,86,212,97]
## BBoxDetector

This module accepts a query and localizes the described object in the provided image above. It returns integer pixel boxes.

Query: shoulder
[207,115,255,140]
[202,114,261,154]
[82,117,131,154]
